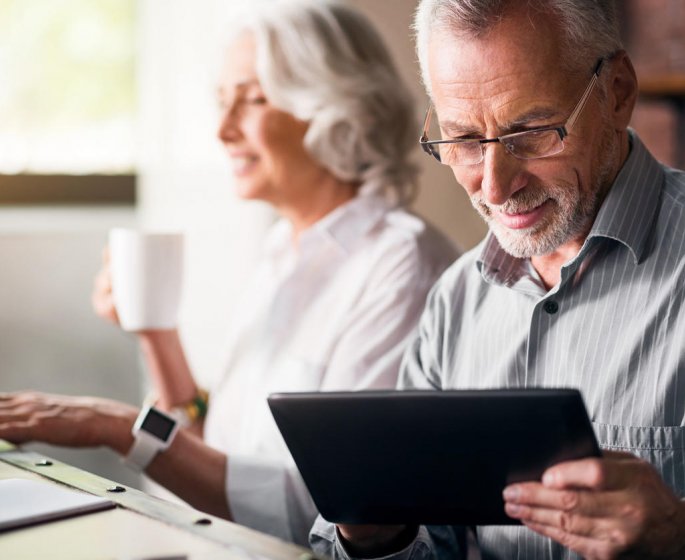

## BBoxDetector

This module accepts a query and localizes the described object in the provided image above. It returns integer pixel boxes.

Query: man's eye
[444,130,482,140]
[513,124,552,134]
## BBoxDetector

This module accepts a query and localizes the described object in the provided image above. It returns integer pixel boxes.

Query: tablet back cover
[268,389,599,525]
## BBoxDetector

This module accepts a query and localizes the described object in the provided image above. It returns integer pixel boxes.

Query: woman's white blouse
[204,191,458,545]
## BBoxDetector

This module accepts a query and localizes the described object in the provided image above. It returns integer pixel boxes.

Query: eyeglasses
[419,58,605,166]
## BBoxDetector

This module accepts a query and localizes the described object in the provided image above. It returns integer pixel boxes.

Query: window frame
[0,174,135,205]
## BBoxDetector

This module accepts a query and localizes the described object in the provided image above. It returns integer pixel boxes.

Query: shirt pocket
[593,422,685,498]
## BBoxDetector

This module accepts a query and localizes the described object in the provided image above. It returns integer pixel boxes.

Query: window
[0,0,136,203]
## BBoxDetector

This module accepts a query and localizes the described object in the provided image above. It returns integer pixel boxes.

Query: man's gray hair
[413,0,623,96]
[240,0,418,205]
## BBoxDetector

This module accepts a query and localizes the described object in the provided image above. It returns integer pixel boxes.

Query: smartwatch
[124,405,180,472]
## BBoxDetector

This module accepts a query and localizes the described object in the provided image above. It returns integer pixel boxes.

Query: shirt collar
[477,130,664,285]
[477,234,544,294]
[263,184,396,259]
[586,131,663,264]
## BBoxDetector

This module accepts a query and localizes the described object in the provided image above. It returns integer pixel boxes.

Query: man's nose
[479,143,527,205]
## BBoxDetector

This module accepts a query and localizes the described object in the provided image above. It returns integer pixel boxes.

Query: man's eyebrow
[503,108,562,129]
[437,118,480,136]
[438,107,563,137]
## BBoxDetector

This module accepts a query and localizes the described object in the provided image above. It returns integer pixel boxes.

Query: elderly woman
[0,0,457,545]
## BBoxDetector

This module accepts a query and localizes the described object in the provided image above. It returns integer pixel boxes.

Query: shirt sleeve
[309,516,466,560]
[228,454,317,546]
[397,260,468,391]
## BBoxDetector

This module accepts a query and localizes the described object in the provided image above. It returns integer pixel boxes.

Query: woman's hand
[90,247,196,413]
[91,246,120,326]
[0,391,138,455]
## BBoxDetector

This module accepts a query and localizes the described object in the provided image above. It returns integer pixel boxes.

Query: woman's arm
[92,248,204,434]
[137,330,201,419]
[0,391,230,518]
[146,427,230,518]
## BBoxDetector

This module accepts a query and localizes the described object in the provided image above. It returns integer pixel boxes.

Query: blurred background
[1,0,683,489]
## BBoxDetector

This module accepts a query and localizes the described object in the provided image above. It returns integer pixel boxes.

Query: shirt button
[543,300,559,314]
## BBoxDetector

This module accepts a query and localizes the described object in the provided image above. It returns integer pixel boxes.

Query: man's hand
[337,524,412,557]
[0,391,138,455]
[503,450,685,559]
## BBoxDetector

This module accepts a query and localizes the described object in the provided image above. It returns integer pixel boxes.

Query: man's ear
[607,50,638,132]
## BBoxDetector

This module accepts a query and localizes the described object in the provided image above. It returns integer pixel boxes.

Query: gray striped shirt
[310,132,685,559]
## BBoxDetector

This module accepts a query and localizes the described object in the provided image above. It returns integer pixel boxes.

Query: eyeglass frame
[419,58,606,166]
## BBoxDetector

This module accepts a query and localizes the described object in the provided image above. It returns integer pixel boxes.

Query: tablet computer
[268,388,600,525]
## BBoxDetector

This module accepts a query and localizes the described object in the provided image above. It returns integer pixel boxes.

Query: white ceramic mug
[108,228,184,331]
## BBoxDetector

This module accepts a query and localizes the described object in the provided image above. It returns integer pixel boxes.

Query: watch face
[141,408,176,441]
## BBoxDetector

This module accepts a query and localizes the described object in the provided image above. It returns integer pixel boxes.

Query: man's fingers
[540,456,640,491]
[523,520,623,560]
[504,457,685,557]
[504,482,625,519]
[505,498,622,539]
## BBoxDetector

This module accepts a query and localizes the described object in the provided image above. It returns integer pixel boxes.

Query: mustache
[471,188,551,216]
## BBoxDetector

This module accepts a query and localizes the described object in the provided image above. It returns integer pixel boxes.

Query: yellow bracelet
[181,388,210,423]
[143,389,210,427]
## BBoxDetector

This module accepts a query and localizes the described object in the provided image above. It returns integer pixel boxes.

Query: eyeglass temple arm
[420,105,433,142]
[565,58,605,133]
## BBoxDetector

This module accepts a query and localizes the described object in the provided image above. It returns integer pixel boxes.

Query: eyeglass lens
[424,111,565,166]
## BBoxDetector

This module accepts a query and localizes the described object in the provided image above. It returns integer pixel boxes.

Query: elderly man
[310,0,685,559]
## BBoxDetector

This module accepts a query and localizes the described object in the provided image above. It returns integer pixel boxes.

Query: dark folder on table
[268,388,600,525]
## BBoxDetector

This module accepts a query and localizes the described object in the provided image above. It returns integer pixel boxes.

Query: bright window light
[0,0,136,174]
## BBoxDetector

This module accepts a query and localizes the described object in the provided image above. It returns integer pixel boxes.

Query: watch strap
[124,432,161,472]
[123,406,179,472]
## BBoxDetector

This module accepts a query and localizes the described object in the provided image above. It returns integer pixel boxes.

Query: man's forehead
[430,32,561,86]
[426,18,570,124]
[426,6,568,86]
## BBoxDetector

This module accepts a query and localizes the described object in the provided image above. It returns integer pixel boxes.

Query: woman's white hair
[414,0,623,97]
[237,0,419,205]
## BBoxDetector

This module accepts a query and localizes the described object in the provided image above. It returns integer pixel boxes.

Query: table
[0,440,318,560]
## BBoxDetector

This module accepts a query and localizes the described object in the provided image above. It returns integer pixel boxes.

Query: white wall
[0,206,143,487]
[348,0,488,251]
